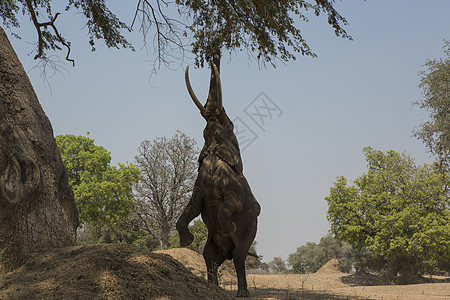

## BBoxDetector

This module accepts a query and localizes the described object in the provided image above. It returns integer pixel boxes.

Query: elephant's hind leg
[232,248,250,297]
[233,218,257,297]
[203,240,226,286]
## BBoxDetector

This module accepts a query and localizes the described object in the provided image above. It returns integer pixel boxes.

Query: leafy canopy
[81,222,160,252]
[268,256,287,273]
[415,41,450,169]
[56,134,140,225]
[288,234,354,273]
[326,147,450,274]
[0,0,132,63]
[0,0,351,68]
[179,0,351,67]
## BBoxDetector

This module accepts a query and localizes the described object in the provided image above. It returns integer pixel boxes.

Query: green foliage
[260,262,269,272]
[288,242,321,273]
[0,0,19,28]
[0,0,132,60]
[178,0,351,67]
[326,147,450,277]
[415,41,450,169]
[246,241,262,269]
[79,221,160,252]
[187,219,208,251]
[1,0,350,68]
[56,134,140,225]
[288,235,355,273]
[268,256,287,273]
[65,0,132,51]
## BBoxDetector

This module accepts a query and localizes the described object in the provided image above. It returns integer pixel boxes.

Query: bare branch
[24,0,74,66]
[134,132,198,249]
[132,0,188,72]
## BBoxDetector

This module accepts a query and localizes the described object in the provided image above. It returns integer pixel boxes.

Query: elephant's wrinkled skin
[176,61,260,297]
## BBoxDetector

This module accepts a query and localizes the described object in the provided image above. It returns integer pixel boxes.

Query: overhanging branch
[25,0,75,66]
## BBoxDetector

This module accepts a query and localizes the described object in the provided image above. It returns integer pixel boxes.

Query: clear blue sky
[7,1,450,262]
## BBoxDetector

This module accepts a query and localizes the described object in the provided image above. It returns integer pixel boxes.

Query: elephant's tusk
[211,62,223,113]
[185,66,206,115]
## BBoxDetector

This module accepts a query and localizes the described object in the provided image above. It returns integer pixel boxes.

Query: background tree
[246,241,262,269]
[259,262,270,273]
[79,221,160,252]
[56,134,140,225]
[134,131,198,250]
[288,242,321,273]
[288,235,355,274]
[326,147,450,280]
[268,256,287,274]
[414,41,450,169]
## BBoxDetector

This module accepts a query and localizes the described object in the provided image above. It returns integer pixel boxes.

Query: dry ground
[0,245,449,299]
[158,249,450,300]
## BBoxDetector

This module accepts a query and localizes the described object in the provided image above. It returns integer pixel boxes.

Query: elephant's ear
[216,143,243,174]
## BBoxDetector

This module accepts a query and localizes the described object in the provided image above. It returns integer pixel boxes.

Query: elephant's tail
[247,252,259,258]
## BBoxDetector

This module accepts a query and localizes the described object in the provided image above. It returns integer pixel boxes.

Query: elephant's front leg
[176,183,203,246]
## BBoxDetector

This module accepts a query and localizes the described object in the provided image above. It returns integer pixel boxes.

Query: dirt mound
[155,248,207,279]
[156,248,236,284]
[316,258,342,274]
[0,244,232,300]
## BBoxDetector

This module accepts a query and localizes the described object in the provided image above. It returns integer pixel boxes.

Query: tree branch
[25,0,74,66]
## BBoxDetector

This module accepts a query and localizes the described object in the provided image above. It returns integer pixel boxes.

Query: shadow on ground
[225,287,373,299]
[341,273,450,286]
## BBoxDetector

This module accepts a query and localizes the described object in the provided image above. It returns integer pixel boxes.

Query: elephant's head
[185,62,224,118]
[185,62,243,174]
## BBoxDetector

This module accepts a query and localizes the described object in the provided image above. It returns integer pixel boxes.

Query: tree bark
[387,256,400,281]
[159,220,170,250]
[0,26,79,273]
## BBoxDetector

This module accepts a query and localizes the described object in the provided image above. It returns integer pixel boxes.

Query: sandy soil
[240,269,450,299]
[0,244,232,300]
[1,245,449,300]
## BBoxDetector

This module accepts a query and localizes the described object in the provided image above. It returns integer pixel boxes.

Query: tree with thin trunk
[0,27,79,273]
[134,131,198,250]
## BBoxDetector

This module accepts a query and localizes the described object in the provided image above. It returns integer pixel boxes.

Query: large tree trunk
[0,26,79,273]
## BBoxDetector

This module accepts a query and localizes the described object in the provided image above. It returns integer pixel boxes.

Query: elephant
[176,60,261,298]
